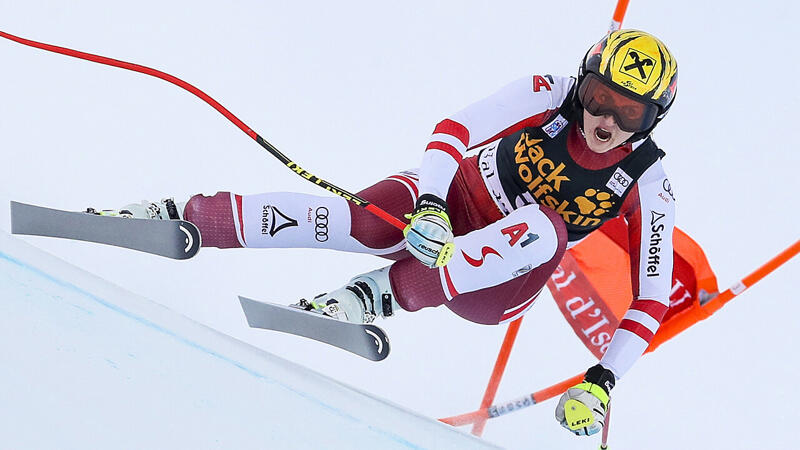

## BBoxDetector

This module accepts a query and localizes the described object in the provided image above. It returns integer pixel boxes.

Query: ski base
[10,201,201,260]
[238,296,390,361]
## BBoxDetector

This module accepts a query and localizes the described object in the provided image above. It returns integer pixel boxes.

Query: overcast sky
[1,1,798,448]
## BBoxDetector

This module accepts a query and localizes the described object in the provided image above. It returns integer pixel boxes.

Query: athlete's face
[582,109,634,153]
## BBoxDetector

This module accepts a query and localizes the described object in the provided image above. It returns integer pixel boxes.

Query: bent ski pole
[0,30,407,231]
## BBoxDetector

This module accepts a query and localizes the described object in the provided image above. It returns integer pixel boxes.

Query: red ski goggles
[577,72,660,133]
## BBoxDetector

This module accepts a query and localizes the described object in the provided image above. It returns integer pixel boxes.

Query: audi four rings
[314,207,329,242]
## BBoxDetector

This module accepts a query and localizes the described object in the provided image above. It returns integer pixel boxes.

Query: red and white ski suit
[183,74,675,379]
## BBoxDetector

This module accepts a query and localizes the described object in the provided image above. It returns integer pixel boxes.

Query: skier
[104,29,677,437]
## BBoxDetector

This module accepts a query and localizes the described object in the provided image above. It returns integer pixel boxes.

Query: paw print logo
[574,189,614,216]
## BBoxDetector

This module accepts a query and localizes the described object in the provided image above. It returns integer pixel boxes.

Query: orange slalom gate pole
[610,0,630,31]
[469,317,523,436]
[703,239,800,314]
[440,373,583,426]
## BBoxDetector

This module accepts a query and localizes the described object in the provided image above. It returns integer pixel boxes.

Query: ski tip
[9,201,26,234]
[174,220,201,260]
[363,324,391,362]
[238,296,259,327]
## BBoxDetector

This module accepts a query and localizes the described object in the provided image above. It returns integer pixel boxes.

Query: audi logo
[613,172,630,187]
[315,206,329,242]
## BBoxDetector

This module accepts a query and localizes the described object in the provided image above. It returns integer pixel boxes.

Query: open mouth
[594,127,612,142]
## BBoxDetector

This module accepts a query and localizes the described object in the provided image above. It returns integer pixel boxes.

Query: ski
[238,296,390,361]
[9,201,201,260]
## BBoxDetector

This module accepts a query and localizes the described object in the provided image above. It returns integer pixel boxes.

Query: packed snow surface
[0,231,499,450]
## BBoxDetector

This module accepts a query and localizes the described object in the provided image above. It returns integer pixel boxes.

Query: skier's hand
[555,364,615,436]
[404,194,455,268]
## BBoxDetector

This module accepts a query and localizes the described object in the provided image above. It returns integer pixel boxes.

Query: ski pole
[600,402,611,449]
[0,30,407,232]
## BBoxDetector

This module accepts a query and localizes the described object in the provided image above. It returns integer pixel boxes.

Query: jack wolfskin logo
[575,189,614,217]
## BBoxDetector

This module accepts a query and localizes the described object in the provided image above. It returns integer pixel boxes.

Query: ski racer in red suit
[111,30,678,437]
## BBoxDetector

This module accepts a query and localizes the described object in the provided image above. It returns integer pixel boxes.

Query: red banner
[547,217,719,358]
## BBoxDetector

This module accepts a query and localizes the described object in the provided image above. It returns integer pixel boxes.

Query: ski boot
[85,198,186,220]
[290,267,400,324]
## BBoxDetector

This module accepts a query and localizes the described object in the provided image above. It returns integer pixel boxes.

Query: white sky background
[1,1,798,449]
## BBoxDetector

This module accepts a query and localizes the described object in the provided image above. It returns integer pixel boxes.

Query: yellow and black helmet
[577,30,678,136]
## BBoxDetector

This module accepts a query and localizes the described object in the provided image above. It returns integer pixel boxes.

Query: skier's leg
[307,203,568,325]
[93,198,186,220]
[291,266,400,323]
[391,203,568,324]
[104,170,420,255]
[183,171,418,255]
[345,171,420,259]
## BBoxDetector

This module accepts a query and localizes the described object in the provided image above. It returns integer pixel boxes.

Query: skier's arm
[407,75,573,267]
[554,164,674,435]
[599,161,675,379]
[418,75,574,199]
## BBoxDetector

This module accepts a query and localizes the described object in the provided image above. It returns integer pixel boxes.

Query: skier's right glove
[554,364,615,436]
[404,194,455,268]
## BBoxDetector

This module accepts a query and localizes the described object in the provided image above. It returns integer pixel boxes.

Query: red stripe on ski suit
[426,141,463,163]
[433,119,470,148]
[618,318,655,342]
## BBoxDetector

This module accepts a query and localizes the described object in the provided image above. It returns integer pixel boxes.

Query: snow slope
[0,230,499,450]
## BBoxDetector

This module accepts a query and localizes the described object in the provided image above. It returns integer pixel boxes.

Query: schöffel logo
[314,206,329,242]
[605,167,633,196]
[261,205,298,237]
[646,210,666,277]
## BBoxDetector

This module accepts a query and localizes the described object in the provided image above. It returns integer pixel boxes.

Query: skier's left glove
[555,364,615,436]
[404,193,455,268]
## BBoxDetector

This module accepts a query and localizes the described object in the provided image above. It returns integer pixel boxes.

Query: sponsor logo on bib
[606,167,633,196]
[542,114,569,138]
